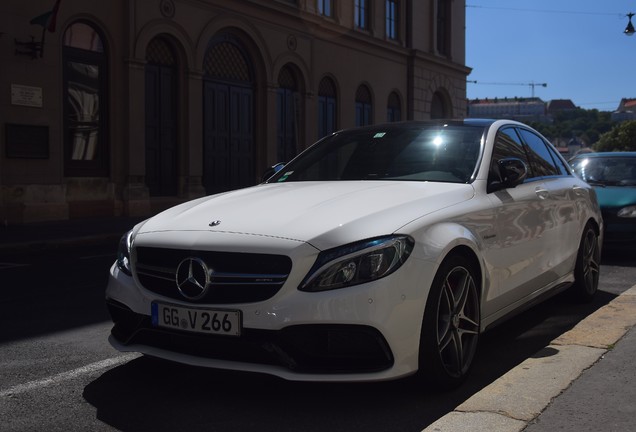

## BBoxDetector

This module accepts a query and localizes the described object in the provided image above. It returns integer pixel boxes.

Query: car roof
[333,119,498,135]
[572,152,636,159]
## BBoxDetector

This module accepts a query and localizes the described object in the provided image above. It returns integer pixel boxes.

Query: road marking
[0,262,29,270]
[0,353,140,397]
[79,253,115,260]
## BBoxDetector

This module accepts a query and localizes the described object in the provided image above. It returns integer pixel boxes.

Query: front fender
[402,222,491,329]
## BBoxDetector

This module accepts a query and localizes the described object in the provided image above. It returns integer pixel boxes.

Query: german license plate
[151,302,241,336]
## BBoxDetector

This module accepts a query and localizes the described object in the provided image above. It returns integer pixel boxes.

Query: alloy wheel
[436,265,480,378]
[581,228,600,296]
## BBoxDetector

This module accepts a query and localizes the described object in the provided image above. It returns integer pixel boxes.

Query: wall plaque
[5,123,49,159]
[11,84,43,108]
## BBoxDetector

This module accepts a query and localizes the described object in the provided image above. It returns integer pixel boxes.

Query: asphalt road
[0,244,634,432]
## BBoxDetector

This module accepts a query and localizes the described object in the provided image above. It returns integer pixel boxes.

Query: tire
[418,254,480,389]
[571,223,601,303]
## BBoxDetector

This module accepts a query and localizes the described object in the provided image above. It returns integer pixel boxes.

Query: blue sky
[466,1,636,111]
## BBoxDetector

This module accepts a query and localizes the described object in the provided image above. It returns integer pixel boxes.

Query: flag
[30,0,62,33]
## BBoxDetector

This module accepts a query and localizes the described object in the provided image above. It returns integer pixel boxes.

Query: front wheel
[417,254,480,389]
[570,223,601,303]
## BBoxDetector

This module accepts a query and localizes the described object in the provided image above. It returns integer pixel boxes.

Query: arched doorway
[145,36,178,196]
[317,76,337,139]
[202,34,255,195]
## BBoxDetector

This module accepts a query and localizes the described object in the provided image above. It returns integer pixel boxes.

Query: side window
[547,144,571,176]
[517,129,559,177]
[489,127,531,188]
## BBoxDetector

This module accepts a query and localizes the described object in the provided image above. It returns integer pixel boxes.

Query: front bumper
[108,299,393,373]
[105,251,434,382]
[602,209,636,245]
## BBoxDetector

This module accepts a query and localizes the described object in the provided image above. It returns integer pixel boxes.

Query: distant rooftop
[469,97,544,105]
[620,98,636,110]
[547,99,577,112]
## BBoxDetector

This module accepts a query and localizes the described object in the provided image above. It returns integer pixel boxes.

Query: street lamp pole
[625,13,635,36]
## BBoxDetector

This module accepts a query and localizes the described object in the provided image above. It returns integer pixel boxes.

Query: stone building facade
[467,97,547,121]
[0,0,469,224]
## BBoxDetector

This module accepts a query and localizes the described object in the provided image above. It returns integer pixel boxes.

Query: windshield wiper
[585,180,606,188]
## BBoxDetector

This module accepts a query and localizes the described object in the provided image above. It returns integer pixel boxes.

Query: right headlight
[618,205,636,218]
[299,235,414,292]
[116,230,133,276]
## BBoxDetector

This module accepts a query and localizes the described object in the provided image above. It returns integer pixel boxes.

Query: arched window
[203,37,253,83]
[277,65,301,161]
[387,91,401,122]
[431,90,450,119]
[318,77,337,138]
[355,84,373,126]
[145,36,178,196]
[63,21,108,176]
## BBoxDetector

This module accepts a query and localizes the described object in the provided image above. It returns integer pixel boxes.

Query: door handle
[535,187,549,199]
[572,185,587,197]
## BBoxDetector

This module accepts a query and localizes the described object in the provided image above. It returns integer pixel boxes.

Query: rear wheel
[571,223,600,302]
[418,254,480,389]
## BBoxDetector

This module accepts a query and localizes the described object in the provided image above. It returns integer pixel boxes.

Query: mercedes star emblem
[175,257,212,300]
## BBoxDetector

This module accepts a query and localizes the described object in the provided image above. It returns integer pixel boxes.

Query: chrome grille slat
[136,270,175,282]
[135,263,175,282]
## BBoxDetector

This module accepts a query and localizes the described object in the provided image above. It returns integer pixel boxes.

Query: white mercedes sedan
[106,119,602,387]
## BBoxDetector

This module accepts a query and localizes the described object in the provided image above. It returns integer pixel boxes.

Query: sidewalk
[0,216,143,255]
[425,285,636,432]
[1,217,635,432]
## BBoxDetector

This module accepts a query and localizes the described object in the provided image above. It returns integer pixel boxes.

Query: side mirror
[261,162,286,182]
[499,157,527,188]
[488,157,528,193]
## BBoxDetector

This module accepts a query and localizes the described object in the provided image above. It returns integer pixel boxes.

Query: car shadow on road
[82,289,615,432]
[601,245,636,267]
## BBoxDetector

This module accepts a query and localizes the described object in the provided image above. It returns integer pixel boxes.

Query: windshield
[571,156,636,187]
[268,124,485,184]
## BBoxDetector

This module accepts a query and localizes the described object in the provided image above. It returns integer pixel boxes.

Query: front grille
[107,301,394,374]
[134,247,292,304]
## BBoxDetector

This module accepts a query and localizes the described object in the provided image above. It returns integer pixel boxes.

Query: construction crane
[467,80,548,98]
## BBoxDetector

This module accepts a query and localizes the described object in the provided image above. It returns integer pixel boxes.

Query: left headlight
[618,205,636,218]
[299,235,414,292]
[116,230,133,276]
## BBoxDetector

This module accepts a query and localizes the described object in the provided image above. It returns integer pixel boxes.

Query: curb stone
[422,285,636,432]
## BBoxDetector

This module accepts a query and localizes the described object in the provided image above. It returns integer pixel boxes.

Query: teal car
[570,152,636,246]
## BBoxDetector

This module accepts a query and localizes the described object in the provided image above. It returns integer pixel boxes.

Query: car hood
[594,186,636,208]
[137,181,475,250]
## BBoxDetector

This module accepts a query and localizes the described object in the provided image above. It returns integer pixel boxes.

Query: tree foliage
[527,109,613,147]
[593,120,636,152]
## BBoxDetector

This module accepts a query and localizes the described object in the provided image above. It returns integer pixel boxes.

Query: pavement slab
[424,411,526,432]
